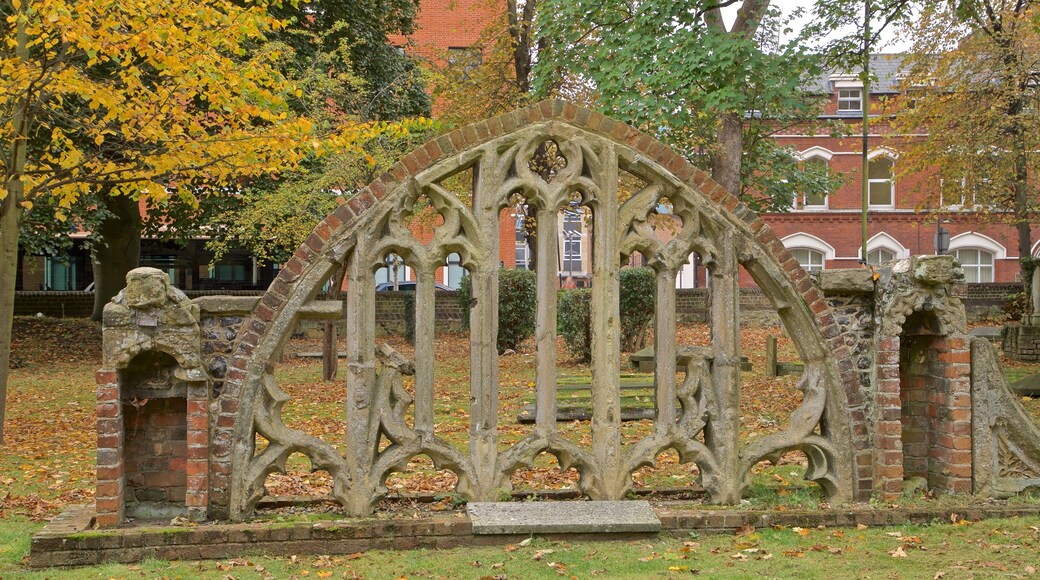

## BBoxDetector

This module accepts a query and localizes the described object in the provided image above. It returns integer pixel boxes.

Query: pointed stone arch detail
[209,100,865,520]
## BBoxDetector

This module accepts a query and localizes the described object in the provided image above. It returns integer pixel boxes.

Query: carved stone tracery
[220,104,857,519]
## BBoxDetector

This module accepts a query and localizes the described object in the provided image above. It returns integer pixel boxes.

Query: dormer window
[838,88,862,113]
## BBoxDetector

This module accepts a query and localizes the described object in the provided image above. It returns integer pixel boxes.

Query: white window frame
[513,212,530,269]
[781,233,835,272]
[867,152,896,209]
[861,232,909,264]
[838,87,863,113]
[866,248,896,266]
[791,248,826,272]
[953,248,995,283]
[949,232,1007,283]
[443,252,465,290]
[801,156,830,210]
[561,207,584,273]
[948,231,1008,259]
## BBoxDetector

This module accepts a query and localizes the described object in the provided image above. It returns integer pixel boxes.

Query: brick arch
[210,100,866,519]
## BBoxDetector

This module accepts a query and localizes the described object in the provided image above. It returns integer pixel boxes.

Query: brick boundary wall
[29,503,1040,567]
[16,282,1021,322]
[1003,325,1040,362]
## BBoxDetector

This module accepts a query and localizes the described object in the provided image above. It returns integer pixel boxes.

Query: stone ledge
[468,501,661,534]
[29,503,1040,568]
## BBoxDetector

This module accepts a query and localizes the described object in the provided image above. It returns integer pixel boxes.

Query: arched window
[802,157,829,209]
[867,248,895,265]
[863,232,907,265]
[791,248,826,272]
[954,248,994,282]
[868,157,895,208]
[948,232,1006,284]
[781,233,834,273]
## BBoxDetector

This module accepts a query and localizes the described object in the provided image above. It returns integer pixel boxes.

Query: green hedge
[458,268,537,352]
[558,267,656,362]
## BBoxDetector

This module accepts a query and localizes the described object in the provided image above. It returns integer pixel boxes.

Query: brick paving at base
[29,503,1040,568]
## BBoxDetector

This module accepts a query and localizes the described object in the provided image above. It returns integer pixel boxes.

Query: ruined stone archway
[209,101,864,520]
[871,256,974,498]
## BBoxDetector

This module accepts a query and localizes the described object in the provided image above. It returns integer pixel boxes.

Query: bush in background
[458,268,537,352]
[558,288,593,362]
[558,267,656,362]
[618,267,656,351]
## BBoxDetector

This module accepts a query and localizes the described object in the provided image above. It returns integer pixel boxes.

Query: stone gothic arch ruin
[197,100,860,519]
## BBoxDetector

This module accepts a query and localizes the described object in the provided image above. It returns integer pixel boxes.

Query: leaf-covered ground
[4,317,1040,577]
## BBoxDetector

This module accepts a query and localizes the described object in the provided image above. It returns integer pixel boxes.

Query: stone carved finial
[125,267,171,309]
[913,255,964,286]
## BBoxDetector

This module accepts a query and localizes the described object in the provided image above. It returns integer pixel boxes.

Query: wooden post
[765,335,777,378]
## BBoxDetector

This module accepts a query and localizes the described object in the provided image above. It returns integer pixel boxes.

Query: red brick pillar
[931,336,973,493]
[185,384,209,521]
[875,336,904,498]
[95,369,125,528]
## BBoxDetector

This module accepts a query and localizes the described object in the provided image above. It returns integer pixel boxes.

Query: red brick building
[766,54,1035,284]
[399,2,1037,286]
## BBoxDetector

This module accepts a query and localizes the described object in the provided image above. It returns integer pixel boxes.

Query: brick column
[95,369,125,528]
[185,384,209,521]
[875,336,904,498]
[931,336,973,493]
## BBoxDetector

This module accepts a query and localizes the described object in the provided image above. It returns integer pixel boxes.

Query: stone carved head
[124,267,171,309]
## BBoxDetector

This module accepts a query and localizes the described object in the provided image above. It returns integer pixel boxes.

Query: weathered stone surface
[467,501,662,535]
[192,296,260,315]
[818,269,874,294]
[971,338,1040,496]
[913,255,964,286]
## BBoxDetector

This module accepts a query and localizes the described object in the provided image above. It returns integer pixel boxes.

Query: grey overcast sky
[722,1,913,52]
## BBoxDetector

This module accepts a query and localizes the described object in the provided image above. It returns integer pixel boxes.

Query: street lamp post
[934,219,951,255]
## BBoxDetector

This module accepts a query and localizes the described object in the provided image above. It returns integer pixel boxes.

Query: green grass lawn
[4,317,1040,577]
[3,514,1040,578]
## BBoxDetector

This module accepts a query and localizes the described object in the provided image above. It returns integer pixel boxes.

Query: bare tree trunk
[0,4,30,445]
[712,112,743,195]
[0,194,22,446]
[91,194,142,320]
[1014,152,1033,288]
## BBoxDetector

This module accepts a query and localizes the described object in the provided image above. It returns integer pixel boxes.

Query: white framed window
[868,157,895,208]
[513,212,530,269]
[867,248,896,265]
[781,233,835,273]
[838,88,862,113]
[561,207,583,273]
[954,248,994,283]
[863,232,908,265]
[444,253,464,289]
[791,248,826,272]
[802,156,829,209]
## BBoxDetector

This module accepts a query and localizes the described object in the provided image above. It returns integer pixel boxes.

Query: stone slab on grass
[1010,373,1040,396]
[969,326,1003,342]
[467,501,662,535]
